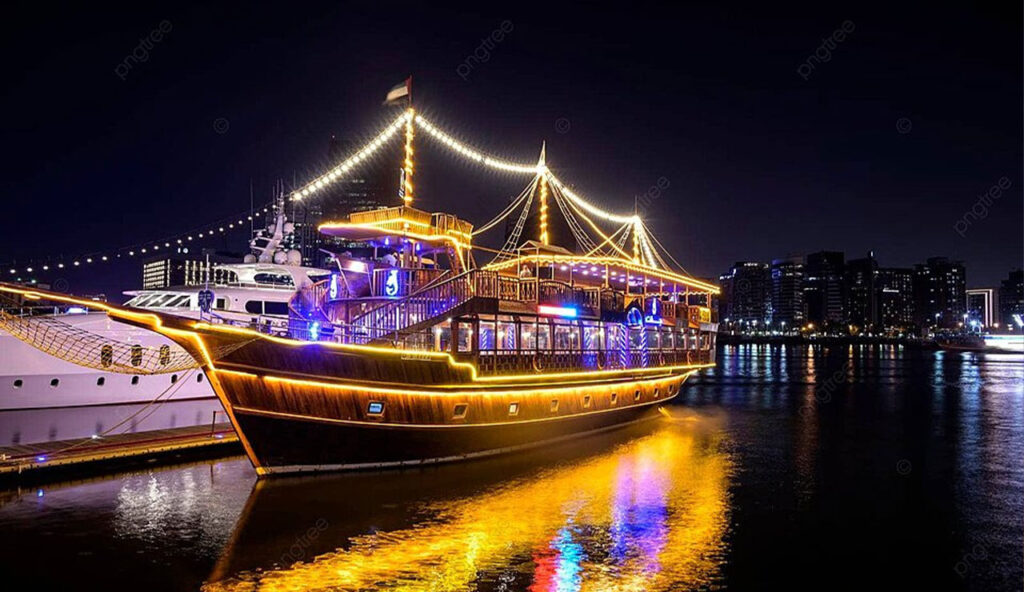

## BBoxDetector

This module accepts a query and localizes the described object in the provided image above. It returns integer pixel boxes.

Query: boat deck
[0,423,238,479]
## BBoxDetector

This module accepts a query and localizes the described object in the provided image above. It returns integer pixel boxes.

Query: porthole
[634,390,641,401]
[170,374,178,384]
[452,403,468,419]
[97,377,105,386]
[610,393,618,405]
[653,388,660,398]
[550,399,559,412]
[131,376,140,386]
[583,395,592,408]
[50,378,60,388]
[13,379,23,388]
[196,374,204,383]
[508,402,520,416]
[367,401,385,415]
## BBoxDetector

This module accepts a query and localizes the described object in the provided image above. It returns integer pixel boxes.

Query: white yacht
[0,204,330,447]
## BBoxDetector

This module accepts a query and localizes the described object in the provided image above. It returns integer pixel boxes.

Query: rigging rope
[491,177,539,263]
[472,177,537,236]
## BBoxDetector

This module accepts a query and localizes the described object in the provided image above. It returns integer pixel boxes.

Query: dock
[0,423,239,479]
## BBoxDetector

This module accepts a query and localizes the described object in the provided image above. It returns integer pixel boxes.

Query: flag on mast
[384,77,412,105]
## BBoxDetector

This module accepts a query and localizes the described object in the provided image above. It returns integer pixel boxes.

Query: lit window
[634,390,641,401]
[367,401,385,415]
[610,393,618,405]
[508,402,519,416]
[550,399,559,412]
[583,395,592,408]
[653,388,660,398]
[452,403,468,419]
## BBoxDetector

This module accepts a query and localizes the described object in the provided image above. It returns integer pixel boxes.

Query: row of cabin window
[364,384,675,418]
[447,321,707,353]
[10,374,204,389]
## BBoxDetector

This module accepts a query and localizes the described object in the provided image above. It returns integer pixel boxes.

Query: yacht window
[170,374,178,384]
[634,390,641,401]
[151,294,177,307]
[168,295,191,307]
[132,294,158,308]
[100,345,113,368]
[367,401,385,415]
[508,402,520,416]
[50,378,60,387]
[196,374,204,383]
[97,377,105,386]
[159,345,171,366]
[583,395,592,408]
[131,376,140,386]
[610,393,618,405]
[130,345,143,367]
[253,273,294,287]
[214,298,227,310]
[452,403,468,419]
[264,302,289,316]
[550,399,559,412]
[13,379,23,388]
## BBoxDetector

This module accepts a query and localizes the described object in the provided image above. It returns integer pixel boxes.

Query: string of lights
[3,201,277,279]
[290,111,409,202]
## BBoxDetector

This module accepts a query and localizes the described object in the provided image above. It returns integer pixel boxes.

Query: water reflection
[206,418,731,591]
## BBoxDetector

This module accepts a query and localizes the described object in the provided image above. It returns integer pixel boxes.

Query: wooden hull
[233,402,661,474]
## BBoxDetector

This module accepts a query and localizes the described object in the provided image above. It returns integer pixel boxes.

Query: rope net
[0,310,211,374]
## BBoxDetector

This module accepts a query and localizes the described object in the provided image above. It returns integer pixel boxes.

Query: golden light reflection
[206,421,731,591]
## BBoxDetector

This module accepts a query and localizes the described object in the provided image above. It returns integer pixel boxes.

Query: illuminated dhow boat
[0,107,720,475]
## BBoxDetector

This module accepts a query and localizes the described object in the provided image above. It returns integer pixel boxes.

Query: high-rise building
[719,262,771,329]
[878,267,914,331]
[998,269,1023,328]
[804,251,845,328]
[141,249,239,289]
[845,252,879,329]
[913,257,966,329]
[771,257,805,328]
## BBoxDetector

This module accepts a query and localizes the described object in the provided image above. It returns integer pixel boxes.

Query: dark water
[0,345,1020,591]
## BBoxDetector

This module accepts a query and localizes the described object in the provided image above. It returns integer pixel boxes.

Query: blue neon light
[309,321,320,341]
[384,269,400,297]
[328,273,339,300]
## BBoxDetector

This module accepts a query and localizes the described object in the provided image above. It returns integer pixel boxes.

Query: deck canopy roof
[484,251,720,295]
[319,205,473,249]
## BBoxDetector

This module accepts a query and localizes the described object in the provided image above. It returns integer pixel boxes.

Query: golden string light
[291,111,409,202]
[538,174,549,244]
[3,204,274,279]
[403,110,415,206]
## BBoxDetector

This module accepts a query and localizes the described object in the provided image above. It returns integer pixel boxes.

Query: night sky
[1,2,1020,297]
